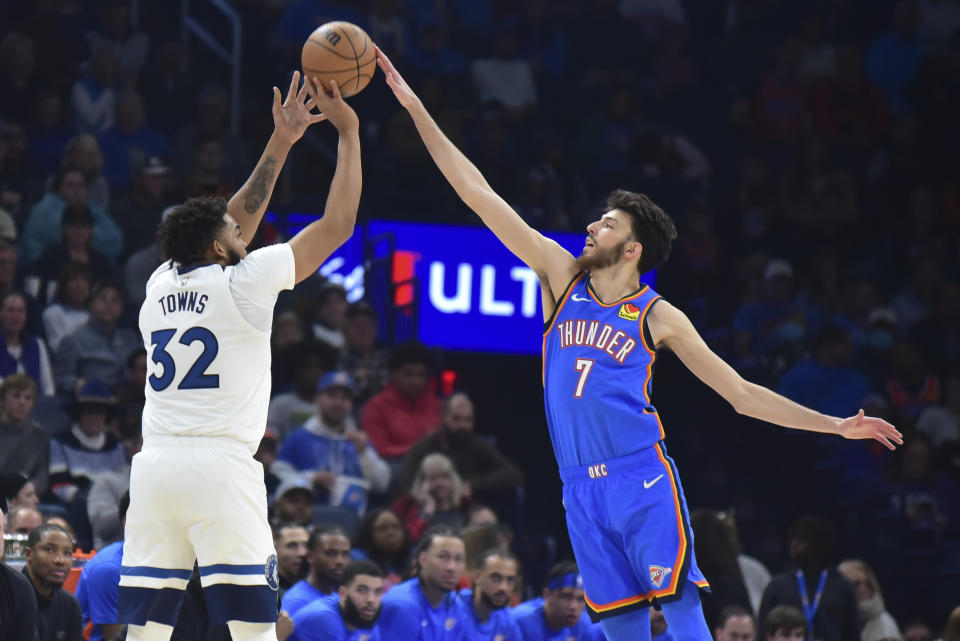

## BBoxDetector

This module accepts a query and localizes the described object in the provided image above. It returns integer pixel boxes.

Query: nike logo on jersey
[643,474,664,489]
[571,294,591,302]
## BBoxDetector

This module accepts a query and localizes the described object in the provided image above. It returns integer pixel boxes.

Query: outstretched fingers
[285,71,300,106]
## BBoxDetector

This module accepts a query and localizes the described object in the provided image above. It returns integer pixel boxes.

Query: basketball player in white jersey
[117,73,360,641]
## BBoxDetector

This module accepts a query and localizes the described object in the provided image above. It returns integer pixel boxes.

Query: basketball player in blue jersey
[375,49,903,640]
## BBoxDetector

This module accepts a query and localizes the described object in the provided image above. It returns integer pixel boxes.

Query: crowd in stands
[2,0,960,639]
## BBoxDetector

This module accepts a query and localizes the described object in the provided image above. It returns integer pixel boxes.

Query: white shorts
[118,436,279,626]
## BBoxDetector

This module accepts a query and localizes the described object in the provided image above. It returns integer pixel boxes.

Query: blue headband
[547,573,582,591]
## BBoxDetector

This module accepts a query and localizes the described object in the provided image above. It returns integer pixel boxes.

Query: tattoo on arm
[243,157,278,215]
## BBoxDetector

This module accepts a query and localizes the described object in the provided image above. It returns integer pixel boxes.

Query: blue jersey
[509,598,604,641]
[380,578,466,640]
[76,541,124,641]
[457,589,521,640]
[290,597,382,641]
[543,273,664,468]
[282,579,336,616]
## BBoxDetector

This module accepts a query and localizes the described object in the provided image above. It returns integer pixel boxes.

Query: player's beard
[225,245,243,266]
[576,240,626,271]
[341,597,381,629]
[480,589,510,611]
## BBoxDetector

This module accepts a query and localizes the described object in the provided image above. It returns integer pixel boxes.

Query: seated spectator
[275,371,390,513]
[0,291,54,395]
[351,508,410,591]
[0,373,48,493]
[271,311,305,352]
[903,620,934,641]
[97,89,170,191]
[837,559,900,641]
[26,91,74,181]
[391,453,472,542]
[21,166,123,263]
[886,432,960,538]
[471,25,538,114]
[268,339,336,440]
[916,370,960,455]
[886,338,941,427]
[0,472,39,513]
[399,392,523,500]
[0,507,39,637]
[763,604,807,641]
[41,262,92,352]
[172,84,249,186]
[52,134,110,208]
[691,509,752,629]
[379,525,467,639]
[30,205,112,305]
[139,41,193,138]
[311,282,348,351]
[74,491,129,641]
[7,504,43,534]
[339,301,388,408]
[362,340,442,461]
[54,281,140,394]
[457,548,520,639]
[23,523,83,641]
[110,155,176,257]
[510,561,601,641]
[86,425,140,550]
[777,325,873,418]
[0,33,41,125]
[181,135,236,199]
[70,47,117,136]
[733,260,810,368]
[281,524,351,616]
[290,559,385,641]
[811,44,888,145]
[716,509,771,617]
[866,0,924,110]
[273,522,309,598]
[406,14,468,75]
[111,349,146,436]
[758,517,859,641]
[48,381,125,508]
[272,479,315,527]
[123,204,173,308]
[715,606,756,641]
[84,0,150,87]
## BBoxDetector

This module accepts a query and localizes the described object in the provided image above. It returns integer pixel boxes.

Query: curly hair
[606,189,678,275]
[156,196,228,265]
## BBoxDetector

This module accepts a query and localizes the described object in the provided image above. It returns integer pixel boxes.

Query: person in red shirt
[361,340,442,461]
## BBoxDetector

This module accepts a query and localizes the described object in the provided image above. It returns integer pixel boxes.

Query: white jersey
[139,244,295,452]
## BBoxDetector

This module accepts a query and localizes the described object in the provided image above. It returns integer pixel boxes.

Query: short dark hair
[787,515,837,565]
[26,523,71,548]
[388,340,433,372]
[118,490,130,521]
[341,560,384,586]
[479,547,517,570]
[308,523,349,551]
[717,605,753,628]
[765,605,807,637]
[157,196,229,266]
[54,261,93,305]
[52,165,86,192]
[272,521,307,540]
[90,280,124,304]
[605,189,677,275]
[544,560,579,591]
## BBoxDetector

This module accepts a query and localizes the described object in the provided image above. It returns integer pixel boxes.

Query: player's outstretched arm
[287,78,361,284]
[375,48,578,293]
[647,300,904,450]
[228,71,329,246]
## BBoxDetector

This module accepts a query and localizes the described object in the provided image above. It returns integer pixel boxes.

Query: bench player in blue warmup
[375,49,904,640]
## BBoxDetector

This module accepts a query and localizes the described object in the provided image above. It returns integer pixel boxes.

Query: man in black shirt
[23,524,82,641]
[0,508,39,640]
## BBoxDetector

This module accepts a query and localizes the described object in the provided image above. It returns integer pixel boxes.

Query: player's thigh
[189,452,278,625]
[562,482,647,619]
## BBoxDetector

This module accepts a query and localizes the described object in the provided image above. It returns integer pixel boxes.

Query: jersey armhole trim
[543,271,584,335]
[639,295,662,354]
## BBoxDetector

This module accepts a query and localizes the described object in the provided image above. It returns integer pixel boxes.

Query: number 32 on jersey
[149,327,220,391]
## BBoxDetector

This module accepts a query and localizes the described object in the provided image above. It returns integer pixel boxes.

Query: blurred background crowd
[1,0,960,639]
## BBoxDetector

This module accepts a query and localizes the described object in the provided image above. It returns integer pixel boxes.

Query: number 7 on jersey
[573,358,594,398]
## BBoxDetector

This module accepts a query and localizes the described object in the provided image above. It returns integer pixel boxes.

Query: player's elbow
[726,381,756,416]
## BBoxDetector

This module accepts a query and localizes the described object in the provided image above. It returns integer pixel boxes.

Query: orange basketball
[301,21,376,98]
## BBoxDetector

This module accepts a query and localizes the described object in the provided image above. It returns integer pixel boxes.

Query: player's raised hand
[272,71,329,146]
[304,76,359,134]
[376,47,419,109]
[838,409,903,450]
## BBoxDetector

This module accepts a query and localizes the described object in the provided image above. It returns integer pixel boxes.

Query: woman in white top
[42,261,92,351]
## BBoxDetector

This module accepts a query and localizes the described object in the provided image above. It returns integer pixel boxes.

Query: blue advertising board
[267,215,654,355]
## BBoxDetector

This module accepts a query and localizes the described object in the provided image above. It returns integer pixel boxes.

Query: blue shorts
[560,441,710,621]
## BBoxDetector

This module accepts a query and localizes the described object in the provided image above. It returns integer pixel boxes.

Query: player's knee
[226,620,278,641]
[600,608,652,641]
